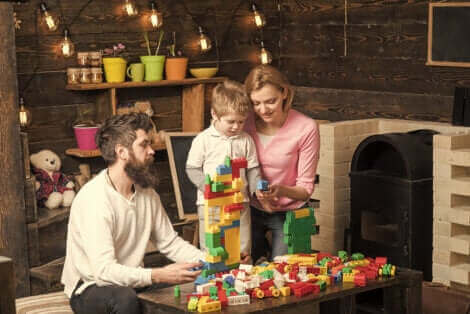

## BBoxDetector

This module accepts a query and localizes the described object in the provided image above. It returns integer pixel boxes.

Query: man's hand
[151,262,202,284]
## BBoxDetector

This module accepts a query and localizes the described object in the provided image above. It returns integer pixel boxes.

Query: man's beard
[124,151,159,188]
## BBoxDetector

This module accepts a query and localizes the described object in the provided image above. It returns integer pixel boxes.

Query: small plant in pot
[140,30,166,81]
[102,43,128,83]
[165,31,188,80]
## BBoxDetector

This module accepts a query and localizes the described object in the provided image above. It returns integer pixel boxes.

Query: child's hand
[256,193,281,213]
[240,252,252,264]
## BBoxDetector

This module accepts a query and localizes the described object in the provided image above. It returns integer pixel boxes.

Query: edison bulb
[252,3,266,28]
[149,2,163,28]
[40,2,59,31]
[260,47,272,64]
[60,29,75,58]
[198,27,212,53]
[18,98,32,128]
[124,0,138,16]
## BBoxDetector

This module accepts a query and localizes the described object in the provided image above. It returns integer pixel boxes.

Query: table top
[138,276,399,313]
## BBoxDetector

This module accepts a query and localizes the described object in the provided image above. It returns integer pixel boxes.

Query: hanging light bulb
[149,1,163,28]
[198,26,212,53]
[252,3,266,28]
[60,28,75,58]
[123,0,138,16]
[18,98,32,129]
[259,41,272,64]
[39,2,59,31]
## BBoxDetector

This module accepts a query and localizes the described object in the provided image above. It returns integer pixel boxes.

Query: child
[186,80,261,262]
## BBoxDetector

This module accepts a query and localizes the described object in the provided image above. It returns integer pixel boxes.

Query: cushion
[16,291,72,314]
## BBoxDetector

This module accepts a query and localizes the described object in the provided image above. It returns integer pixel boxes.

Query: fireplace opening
[350,129,438,281]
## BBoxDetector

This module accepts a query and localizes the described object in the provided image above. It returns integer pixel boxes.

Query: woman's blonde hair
[211,80,251,117]
[244,65,294,112]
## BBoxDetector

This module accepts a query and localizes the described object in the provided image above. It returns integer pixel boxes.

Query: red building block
[293,283,315,297]
[354,274,367,287]
[259,279,274,290]
[218,289,228,307]
[375,257,387,266]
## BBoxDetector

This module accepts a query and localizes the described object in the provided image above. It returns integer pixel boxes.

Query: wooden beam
[0,2,30,297]
[0,256,16,314]
[182,84,205,132]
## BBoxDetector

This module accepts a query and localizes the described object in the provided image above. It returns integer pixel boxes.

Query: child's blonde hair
[211,80,250,117]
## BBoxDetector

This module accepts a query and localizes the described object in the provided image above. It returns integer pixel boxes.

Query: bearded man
[61,113,204,314]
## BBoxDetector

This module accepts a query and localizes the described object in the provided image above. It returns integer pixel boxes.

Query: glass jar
[79,68,91,84]
[77,52,90,67]
[89,51,102,67]
[90,67,103,83]
[67,67,81,84]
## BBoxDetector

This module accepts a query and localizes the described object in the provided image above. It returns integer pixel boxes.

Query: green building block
[283,207,318,254]
[205,174,211,185]
[260,270,274,279]
[338,250,348,262]
[174,285,181,297]
[209,247,228,260]
[211,181,225,192]
[224,156,231,167]
[209,286,218,297]
[316,280,326,291]
[342,267,352,273]
[205,232,221,248]
[351,253,365,260]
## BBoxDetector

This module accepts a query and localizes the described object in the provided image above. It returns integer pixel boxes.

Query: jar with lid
[77,52,90,67]
[79,68,91,84]
[89,51,102,67]
[90,67,103,83]
[67,68,81,84]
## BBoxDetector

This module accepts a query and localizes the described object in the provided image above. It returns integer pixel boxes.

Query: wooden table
[138,268,422,314]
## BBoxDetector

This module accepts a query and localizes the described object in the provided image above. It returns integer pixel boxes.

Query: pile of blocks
[201,156,248,276]
[185,252,395,312]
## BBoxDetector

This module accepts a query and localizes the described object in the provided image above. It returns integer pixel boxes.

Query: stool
[16,291,72,314]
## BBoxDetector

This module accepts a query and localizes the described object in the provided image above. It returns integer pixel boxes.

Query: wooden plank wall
[12,0,470,219]
[281,0,469,122]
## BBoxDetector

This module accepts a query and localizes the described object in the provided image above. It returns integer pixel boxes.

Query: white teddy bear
[30,149,76,209]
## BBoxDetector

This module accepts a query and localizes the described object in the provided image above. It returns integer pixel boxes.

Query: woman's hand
[255,190,281,213]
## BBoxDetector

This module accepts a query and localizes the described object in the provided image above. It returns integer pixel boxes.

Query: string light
[259,41,272,64]
[123,0,138,16]
[198,26,212,53]
[251,3,266,28]
[60,28,75,58]
[39,2,59,31]
[149,1,163,28]
[18,98,32,129]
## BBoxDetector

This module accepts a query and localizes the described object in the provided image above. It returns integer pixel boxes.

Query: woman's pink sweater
[245,109,320,211]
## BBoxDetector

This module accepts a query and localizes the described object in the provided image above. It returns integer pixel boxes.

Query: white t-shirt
[61,170,204,297]
[186,124,259,205]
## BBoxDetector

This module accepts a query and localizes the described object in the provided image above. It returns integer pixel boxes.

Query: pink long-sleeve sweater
[245,109,320,211]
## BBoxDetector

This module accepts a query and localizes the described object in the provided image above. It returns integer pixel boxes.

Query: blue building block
[216,164,232,175]
[257,179,269,191]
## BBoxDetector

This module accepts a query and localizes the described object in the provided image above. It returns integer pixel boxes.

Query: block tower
[202,156,247,276]
[283,207,318,254]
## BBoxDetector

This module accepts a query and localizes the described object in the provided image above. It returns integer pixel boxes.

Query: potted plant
[165,32,188,80]
[102,43,127,83]
[140,30,166,81]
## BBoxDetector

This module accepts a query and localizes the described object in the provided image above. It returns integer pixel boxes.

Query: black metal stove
[350,129,437,281]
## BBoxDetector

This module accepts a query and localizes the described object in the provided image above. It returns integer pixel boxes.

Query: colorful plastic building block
[188,296,199,311]
[283,207,318,254]
[257,179,269,191]
[174,285,181,298]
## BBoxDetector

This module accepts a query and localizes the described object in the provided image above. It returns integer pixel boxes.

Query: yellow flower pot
[102,57,127,83]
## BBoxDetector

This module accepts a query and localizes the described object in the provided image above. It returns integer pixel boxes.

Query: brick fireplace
[311,118,470,288]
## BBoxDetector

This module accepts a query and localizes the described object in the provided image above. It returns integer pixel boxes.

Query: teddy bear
[30,149,76,209]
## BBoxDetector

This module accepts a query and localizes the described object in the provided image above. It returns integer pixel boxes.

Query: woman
[244,65,320,263]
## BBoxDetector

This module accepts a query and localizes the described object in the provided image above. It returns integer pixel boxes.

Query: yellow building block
[224,227,240,266]
[233,192,244,203]
[319,266,327,275]
[205,253,222,263]
[213,173,232,182]
[231,178,244,190]
[280,287,291,297]
[204,195,234,207]
[343,273,355,282]
[294,208,311,219]
[197,296,221,313]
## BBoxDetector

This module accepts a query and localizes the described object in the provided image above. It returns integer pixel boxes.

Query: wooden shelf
[66,77,226,90]
[65,142,166,158]
[37,206,71,228]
